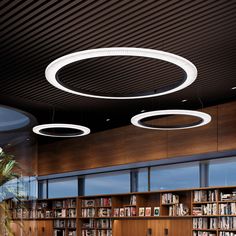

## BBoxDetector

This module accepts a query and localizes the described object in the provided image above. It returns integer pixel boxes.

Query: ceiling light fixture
[231,87,236,90]
[131,110,211,130]
[33,123,90,137]
[45,47,197,99]
[181,99,188,102]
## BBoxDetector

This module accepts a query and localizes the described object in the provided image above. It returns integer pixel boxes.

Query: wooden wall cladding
[6,138,38,176]
[167,106,218,157]
[113,219,192,236]
[218,101,236,151]
[38,123,168,175]
[38,101,236,176]
[10,220,53,236]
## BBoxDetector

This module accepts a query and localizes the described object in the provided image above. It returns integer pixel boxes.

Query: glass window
[0,178,18,201]
[137,168,148,192]
[18,176,30,199]
[38,180,47,199]
[48,177,78,198]
[150,162,199,190]
[29,176,37,199]
[209,157,236,186]
[84,171,130,195]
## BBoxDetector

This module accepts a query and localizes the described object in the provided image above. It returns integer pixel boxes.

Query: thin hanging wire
[52,107,55,123]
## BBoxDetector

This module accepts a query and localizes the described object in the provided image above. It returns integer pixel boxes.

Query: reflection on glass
[209,157,236,186]
[48,177,78,198]
[0,178,18,201]
[84,171,130,195]
[150,162,199,190]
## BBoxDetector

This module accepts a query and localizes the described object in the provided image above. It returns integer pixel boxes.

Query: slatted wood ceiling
[0,0,236,136]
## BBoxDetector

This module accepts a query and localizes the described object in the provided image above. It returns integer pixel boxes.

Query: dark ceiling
[1,0,236,140]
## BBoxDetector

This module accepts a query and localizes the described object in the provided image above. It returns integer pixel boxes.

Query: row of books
[98,208,112,217]
[82,198,112,207]
[53,199,76,209]
[162,193,179,204]
[68,219,76,228]
[82,208,95,217]
[53,219,76,228]
[82,219,96,228]
[68,231,76,236]
[81,208,112,217]
[82,219,111,229]
[97,219,112,228]
[113,207,136,217]
[98,198,112,207]
[193,218,217,229]
[55,209,76,218]
[130,195,137,205]
[82,199,96,207]
[82,229,112,236]
[82,219,112,229]
[12,208,76,219]
[98,230,112,236]
[221,192,236,201]
[54,220,66,228]
[168,203,189,216]
[193,231,216,236]
[194,190,217,202]
[219,217,236,230]
[54,229,65,236]
[219,203,236,215]
[193,204,217,216]
[219,232,236,236]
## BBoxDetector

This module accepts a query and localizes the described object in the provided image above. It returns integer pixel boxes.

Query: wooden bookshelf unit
[8,186,236,236]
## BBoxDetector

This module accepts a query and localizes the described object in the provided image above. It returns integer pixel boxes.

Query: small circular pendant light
[45,47,197,99]
[131,110,211,130]
[33,123,90,137]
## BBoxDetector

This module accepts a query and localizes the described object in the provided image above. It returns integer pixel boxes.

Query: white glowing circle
[45,47,197,99]
[33,123,90,137]
[131,110,211,130]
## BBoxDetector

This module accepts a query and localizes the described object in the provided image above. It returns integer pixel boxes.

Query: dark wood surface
[38,101,236,176]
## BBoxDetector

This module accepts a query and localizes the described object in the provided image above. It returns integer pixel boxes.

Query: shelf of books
[8,186,236,236]
[10,198,77,236]
[192,187,236,236]
[79,196,112,236]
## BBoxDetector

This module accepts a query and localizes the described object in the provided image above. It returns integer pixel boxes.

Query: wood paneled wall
[112,219,192,236]
[38,101,236,176]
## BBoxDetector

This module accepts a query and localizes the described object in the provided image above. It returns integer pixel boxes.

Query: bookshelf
[8,186,236,236]
[9,198,77,236]
[79,197,112,236]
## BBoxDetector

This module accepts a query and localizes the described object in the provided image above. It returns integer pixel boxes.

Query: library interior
[0,1,236,236]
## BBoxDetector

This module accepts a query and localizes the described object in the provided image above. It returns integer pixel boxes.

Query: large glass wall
[208,157,236,186]
[48,177,78,198]
[150,162,200,190]
[37,156,236,199]
[84,170,130,195]
[137,168,149,192]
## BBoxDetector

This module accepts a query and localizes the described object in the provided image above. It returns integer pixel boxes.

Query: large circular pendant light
[33,123,90,137]
[45,47,197,99]
[131,110,211,130]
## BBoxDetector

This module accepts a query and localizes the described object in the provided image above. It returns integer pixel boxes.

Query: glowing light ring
[33,123,90,137]
[46,47,197,99]
[131,110,211,130]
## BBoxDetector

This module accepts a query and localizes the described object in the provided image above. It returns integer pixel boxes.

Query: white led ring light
[33,123,90,137]
[45,47,197,99]
[131,110,211,130]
